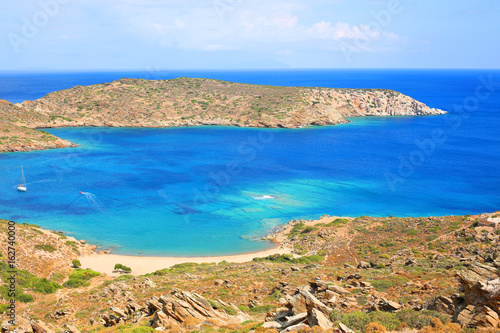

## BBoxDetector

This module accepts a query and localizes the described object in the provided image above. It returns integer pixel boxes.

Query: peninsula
[0,77,445,153]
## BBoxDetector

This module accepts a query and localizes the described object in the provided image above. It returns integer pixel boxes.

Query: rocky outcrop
[456,262,500,328]
[264,276,394,332]
[97,289,248,330]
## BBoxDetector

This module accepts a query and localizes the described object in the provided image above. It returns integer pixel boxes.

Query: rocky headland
[0,77,445,153]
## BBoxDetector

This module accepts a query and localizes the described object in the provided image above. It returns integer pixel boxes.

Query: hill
[0,77,445,152]
[1,212,499,332]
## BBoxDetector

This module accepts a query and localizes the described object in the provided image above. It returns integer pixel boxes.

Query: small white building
[478,217,500,228]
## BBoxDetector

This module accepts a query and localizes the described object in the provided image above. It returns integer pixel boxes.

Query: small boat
[17,162,27,192]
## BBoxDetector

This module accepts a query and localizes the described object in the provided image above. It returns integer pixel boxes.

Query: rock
[327,284,350,295]
[282,323,310,332]
[64,325,81,333]
[358,261,370,269]
[154,290,249,326]
[286,289,332,316]
[262,321,282,329]
[405,258,417,266]
[140,278,156,288]
[338,322,356,333]
[456,263,500,328]
[429,295,456,316]
[380,299,402,312]
[248,299,260,308]
[214,279,224,286]
[308,308,333,330]
[280,312,308,330]
[291,266,300,272]
[30,320,55,333]
[1,321,11,333]
[111,306,127,318]
[12,318,32,333]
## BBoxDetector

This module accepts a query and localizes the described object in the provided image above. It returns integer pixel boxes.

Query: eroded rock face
[456,263,500,328]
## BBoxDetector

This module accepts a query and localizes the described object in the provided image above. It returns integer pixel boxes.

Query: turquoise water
[0,70,499,255]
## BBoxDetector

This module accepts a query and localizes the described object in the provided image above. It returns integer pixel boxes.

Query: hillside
[0,77,445,152]
[0,100,74,153]
[1,212,499,332]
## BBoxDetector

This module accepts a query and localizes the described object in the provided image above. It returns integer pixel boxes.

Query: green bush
[72,259,81,268]
[33,278,61,294]
[248,305,276,314]
[63,268,100,288]
[326,218,349,226]
[396,309,449,329]
[34,244,56,253]
[0,304,8,314]
[17,293,34,303]
[122,328,156,333]
[114,263,132,273]
[369,311,401,331]
[69,268,100,280]
[341,311,370,332]
[63,279,90,288]
[253,253,323,264]
[370,276,408,292]
[301,226,316,233]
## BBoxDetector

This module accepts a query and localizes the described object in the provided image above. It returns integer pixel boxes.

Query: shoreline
[79,243,292,276]
[77,214,344,276]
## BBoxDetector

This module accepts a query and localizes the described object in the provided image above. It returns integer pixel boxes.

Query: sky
[0,0,499,70]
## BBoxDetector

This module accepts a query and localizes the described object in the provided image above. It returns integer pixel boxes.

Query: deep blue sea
[0,69,498,255]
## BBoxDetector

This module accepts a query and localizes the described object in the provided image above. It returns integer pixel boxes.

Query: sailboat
[17,163,27,192]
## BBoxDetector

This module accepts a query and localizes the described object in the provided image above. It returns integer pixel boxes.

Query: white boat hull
[17,185,27,192]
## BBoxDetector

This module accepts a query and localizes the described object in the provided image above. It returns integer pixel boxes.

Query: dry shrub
[396,322,410,331]
[420,318,464,333]
[255,328,279,333]
[365,322,387,333]
[221,323,241,331]
[309,326,326,333]
[181,317,201,330]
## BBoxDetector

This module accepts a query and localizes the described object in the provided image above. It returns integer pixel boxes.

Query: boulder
[358,261,370,269]
[327,284,350,295]
[30,320,55,333]
[456,263,500,328]
[282,323,310,332]
[64,325,81,333]
[338,322,356,333]
[280,312,308,330]
[307,308,333,330]
[111,306,127,318]
[262,321,282,330]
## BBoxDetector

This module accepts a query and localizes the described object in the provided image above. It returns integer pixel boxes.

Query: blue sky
[0,0,499,70]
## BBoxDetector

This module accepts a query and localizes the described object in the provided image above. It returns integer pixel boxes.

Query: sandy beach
[79,244,292,276]
[78,215,347,276]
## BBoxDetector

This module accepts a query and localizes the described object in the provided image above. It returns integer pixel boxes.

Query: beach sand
[78,215,348,276]
[79,244,292,276]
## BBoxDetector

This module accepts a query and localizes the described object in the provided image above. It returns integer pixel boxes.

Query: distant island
[0,77,445,153]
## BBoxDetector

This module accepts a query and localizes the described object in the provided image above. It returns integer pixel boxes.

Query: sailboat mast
[21,162,26,186]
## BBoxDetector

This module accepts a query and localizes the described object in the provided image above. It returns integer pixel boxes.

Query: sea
[0,69,498,256]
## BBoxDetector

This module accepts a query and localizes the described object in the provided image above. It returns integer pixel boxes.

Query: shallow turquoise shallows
[0,69,499,255]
